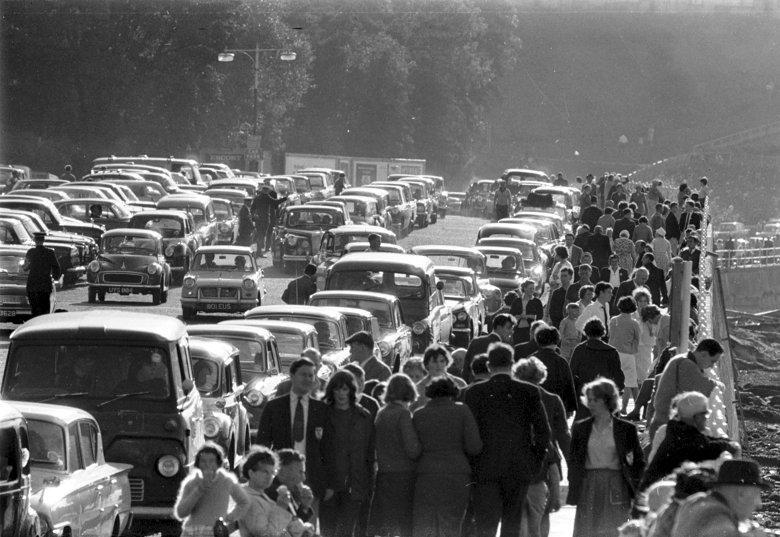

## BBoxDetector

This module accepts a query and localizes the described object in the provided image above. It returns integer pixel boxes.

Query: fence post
[669,258,692,352]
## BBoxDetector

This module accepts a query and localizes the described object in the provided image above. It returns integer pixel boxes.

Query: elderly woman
[510,279,544,344]
[514,357,571,537]
[609,296,641,414]
[412,345,468,410]
[651,228,672,273]
[613,230,636,273]
[320,370,376,537]
[369,374,422,537]
[412,377,482,537]
[567,378,645,537]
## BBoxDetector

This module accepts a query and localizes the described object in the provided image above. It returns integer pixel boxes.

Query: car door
[220,360,240,448]
[430,279,452,344]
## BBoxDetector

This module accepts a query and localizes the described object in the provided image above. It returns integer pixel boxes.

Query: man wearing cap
[346,330,390,382]
[639,391,740,492]
[60,165,76,182]
[670,459,766,537]
[281,264,317,305]
[23,231,61,317]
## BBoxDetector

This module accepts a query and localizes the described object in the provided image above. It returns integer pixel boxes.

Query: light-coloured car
[434,266,486,347]
[0,246,58,322]
[312,225,398,288]
[15,401,132,537]
[475,246,528,296]
[181,246,264,320]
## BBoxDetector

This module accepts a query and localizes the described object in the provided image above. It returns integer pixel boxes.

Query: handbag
[213,518,230,537]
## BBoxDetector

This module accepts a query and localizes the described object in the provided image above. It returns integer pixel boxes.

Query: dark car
[129,210,201,280]
[0,401,41,537]
[311,225,398,288]
[464,179,497,217]
[54,198,133,230]
[2,311,205,533]
[156,195,219,246]
[271,205,348,271]
[0,198,104,242]
[87,228,172,305]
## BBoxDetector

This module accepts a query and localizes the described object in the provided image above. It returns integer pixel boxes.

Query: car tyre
[182,306,195,320]
[161,283,168,304]
[151,288,161,305]
[88,286,97,303]
[98,290,106,302]
[257,291,262,306]
[431,212,438,224]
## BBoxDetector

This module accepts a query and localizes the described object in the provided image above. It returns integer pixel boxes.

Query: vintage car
[291,175,314,204]
[342,242,406,255]
[367,182,416,237]
[463,179,497,217]
[187,337,250,469]
[499,217,562,249]
[399,178,437,226]
[329,195,384,227]
[93,155,206,186]
[49,185,112,201]
[181,246,264,320]
[0,401,41,537]
[0,217,35,246]
[475,237,547,291]
[11,178,67,191]
[531,186,581,222]
[0,198,104,242]
[271,205,349,271]
[14,402,133,537]
[87,228,172,304]
[156,194,219,246]
[2,311,205,531]
[716,221,751,240]
[187,324,286,437]
[309,290,413,370]
[0,246,58,321]
[474,246,528,296]
[222,320,319,376]
[501,168,551,184]
[210,198,236,244]
[477,222,547,249]
[339,187,393,230]
[421,175,448,218]
[508,210,568,237]
[311,225,397,288]
[66,180,149,213]
[322,306,383,360]
[202,188,248,212]
[54,198,133,230]
[129,210,200,281]
[409,245,503,319]
[447,192,467,214]
[5,189,71,203]
[199,163,235,180]
[297,171,334,201]
[104,180,168,204]
[206,178,258,198]
[434,266,486,347]
[0,209,97,283]
[243,306,351,371]
[325,253,452,355]
[263,176,302,208]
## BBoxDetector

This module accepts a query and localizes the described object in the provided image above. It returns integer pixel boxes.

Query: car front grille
[129,478,144,503]
[103,273,145,284]
[201,287,237,298]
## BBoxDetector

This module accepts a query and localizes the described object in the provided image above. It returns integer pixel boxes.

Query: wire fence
[715,247,780,269]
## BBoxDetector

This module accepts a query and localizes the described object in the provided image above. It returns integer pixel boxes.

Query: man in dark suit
[461,313,516,383]
[514,320,547,361]
[566,264,595,304]
[529,327,578,416]
[257,357,329,501]
[612,208,636,240]
[548,267,573,329]
[600,255,629,286]
[641,253,669,306]
[579,195,603,232]
[281,263,317,304]
[465,343,551,537]
[613,267,649,307]
[265,449,316,523]
[24,231,61,317]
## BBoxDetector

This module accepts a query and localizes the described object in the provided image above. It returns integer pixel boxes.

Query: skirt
[369,471,416,537]
[619,352,638,388]
[635,346,653,385]
[573,469,631,537]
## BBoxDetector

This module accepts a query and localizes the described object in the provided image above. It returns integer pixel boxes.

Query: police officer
[23,231,61,317]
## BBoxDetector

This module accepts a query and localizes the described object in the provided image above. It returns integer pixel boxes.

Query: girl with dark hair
[412,345,467,410]
[411,377,482,537]
[321,370,376,537]
[550,246,573,290]
[175,442,249,537]
[609,296,641,414]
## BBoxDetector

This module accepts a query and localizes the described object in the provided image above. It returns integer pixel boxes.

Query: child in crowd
[559,303,581,361]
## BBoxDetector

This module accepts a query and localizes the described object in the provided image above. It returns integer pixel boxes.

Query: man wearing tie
[575,282,613,342]
[257,357,329,508]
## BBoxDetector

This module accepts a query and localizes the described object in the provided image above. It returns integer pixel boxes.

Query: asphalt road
[0,213,486,375]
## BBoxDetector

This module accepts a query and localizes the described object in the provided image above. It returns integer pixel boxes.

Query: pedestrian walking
[412,344,468,410]
[251,184,287,257]
[567,378,645,537]
[585,225,613,269]
[23,231,61,318]
[613,230,636,274]
[235,198,254,247]
[510,279,544,343]
[529,326,578,416]
[651,228,672,274]
[461,313,516,384]
[281,264,317,305]
[609,296,641,414]
[493,181,512,221]
[60,165,77,182]
[412,377,482,537]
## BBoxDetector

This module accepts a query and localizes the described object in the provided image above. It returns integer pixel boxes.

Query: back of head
[487,342,513,370]
[695,338,724,356]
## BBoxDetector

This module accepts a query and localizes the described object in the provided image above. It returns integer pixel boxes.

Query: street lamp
[217,45,297,135]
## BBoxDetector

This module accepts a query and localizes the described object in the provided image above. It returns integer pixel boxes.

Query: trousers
[27,291,50,318]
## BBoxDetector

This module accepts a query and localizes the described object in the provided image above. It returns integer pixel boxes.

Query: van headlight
[88,260,101,273]
[204,417,221,438]
[156,455,181,477]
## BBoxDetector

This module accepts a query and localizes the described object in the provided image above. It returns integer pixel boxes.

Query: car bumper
[66,266,86,277]
[90,283,160,292]
[284,254,310,262]
[130,506,175,519]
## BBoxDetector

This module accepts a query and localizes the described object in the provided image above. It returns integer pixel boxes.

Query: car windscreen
[310,298,393,329]
[294,178,310,192]
[0,253,27,275]
[102,234,157,254]
[274,179,294,195]
[128,184,165,202]
[307,175,325,188]
[133,216,183,238]
[214,337,267,376]
[484,253,525,274]
[192,252,252,272]
[5,344,172,400]
[426,254,485,275]
[192,357,221,397]
[273,332,307,371]
[328,270,427,323]
[440,277,468,300]
[27,419,66,470]
[212,201,233,219]
[285,210,343,228]
[0,222,26,245]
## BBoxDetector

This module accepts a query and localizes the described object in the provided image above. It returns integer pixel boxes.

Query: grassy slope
[480,12,780,178]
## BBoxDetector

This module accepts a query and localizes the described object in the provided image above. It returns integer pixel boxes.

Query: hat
[33,231,47,240]
[619,230,630,238]
[345,330,374,348]
[687,233,701,243]
[715,460,770,490]
[656,228,666,237]
[260,184,273,192]
[675,392,709,419]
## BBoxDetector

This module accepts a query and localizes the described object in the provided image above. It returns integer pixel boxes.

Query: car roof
[221,319,316,334]
[189,336,239,363]
[475,245,526,255]
[309,290,399,304]
[328,225,395,236]
[410,245,485,258]
[56,198,116,205]
[503,168,549,176]
[330,252,433,272]
[0,401,23,422]
[480,223,538,234]
[194,245,252,255]
[186,324,273,341]
[158,195,211,206]
[0,197,54,208]
[10,401,94,426]
[342,188,389,196]
[0,245,31,255]
[326,306,374,319]
[103,228,162,239]
[245,305,346,322]
[478,237,536,247]
[10,310,187,343]
[330,195,376,204]
[288,204,341,212]
[208,179,256,186]
[434,266,475,277]
[344,242,405,253]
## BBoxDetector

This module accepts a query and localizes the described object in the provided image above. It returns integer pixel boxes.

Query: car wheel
[272,252,282,269]
[228,437,236,470]
[160,284,168,304]
[98,290,106,302]
[257,291,262,306]
[431,212,438,224]
[182,306,194,320]
[151,288,161,305]
[88,286,97,303]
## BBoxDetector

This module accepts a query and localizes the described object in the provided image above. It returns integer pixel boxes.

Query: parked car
[474,246,528,296]
[271,205,349,271]
[243,306,352,371]
[311,225,397,288]
[477,222,546,248]
[498,218,562,249]
[342,242,406,255]
[329,195,384,227]
[531,186,581,222]
[187,324,286,438]
[202,188,248,213]
[716,221,750,241]
[129,210,200,281]
[325,253,452,355]
[92,156,206,186]
[0,217,35,246]
[463,179,497,218]
[421,175,448,218]
[475,236,547,291]
[0,198,104,242]
[0,401,41,537]
[0,246,58,321]
[54,198,133,231]
[210,198,237,244]
[339,187,393,230]
[509,210,568,237]
[206,178,258,198]
[368,182,416,237]
[181,246,264,320]
[156,194,219,246]
[264,176,302,208]
[297,171,334,201]
[199,163,235,180]
[408,245,503,320]
[2,311,205,533]
[447,192,467,214]
[399,178,436,226]
[222,319,319,376]
[49,185,112,200]
[309,291,413,370]
[11,178,68,191]
[434,266,486,347]
[5,189,71,203]
[15,401,133,537]
[104,179,168,204]
[501,168,551,184]
[187,337,250,469]
[291,175,314,204]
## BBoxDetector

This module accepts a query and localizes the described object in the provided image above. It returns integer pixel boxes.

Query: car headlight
[378,341,391,356]
[242,278,255,290]
[244,388,264,407]
[301,240,310,248]
[457,311,468,321]
[204,417,221,438]
[165,245,175,257]
[183,276,196,288]
[88,260,101,273]
[287,236,298,246]
[476,196,483,202]
[147,263,161,275]
[412,321,428,335]
[156,455,181,477]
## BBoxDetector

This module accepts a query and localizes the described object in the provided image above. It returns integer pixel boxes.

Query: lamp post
[217,45,296,136]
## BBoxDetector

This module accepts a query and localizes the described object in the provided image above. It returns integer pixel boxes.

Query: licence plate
[108,287,133,295]
[0,310,16,317]
[205,303,236,311]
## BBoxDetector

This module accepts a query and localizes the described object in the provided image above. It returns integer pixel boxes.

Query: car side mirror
[436,281,444,291]
[183,379,194,395]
